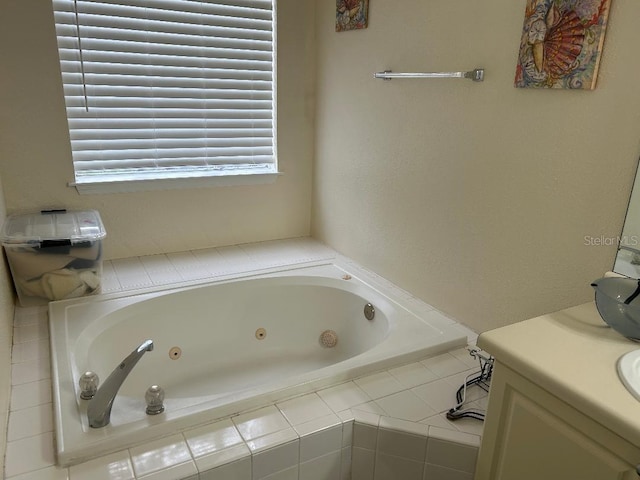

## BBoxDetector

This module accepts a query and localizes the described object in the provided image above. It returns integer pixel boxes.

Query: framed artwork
[336,0,369,32]
[515,0,612,89]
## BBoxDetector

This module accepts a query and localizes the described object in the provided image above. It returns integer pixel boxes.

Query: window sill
[69,171,282,195]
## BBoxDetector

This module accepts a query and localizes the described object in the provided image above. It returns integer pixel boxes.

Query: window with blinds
[52,0,277,193]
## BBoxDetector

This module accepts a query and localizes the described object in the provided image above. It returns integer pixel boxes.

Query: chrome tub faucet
[87,339,154,428]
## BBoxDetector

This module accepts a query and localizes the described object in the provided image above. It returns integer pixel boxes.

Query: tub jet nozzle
[320,330,338,348]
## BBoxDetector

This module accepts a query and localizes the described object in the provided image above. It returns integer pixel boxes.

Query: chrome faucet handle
[145,385,165,415]
[79,371,99,400]
[88,339,155,428]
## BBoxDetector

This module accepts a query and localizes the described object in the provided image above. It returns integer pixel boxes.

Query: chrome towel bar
[374,68,484,82]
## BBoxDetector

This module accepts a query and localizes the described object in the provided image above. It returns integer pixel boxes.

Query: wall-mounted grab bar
[374,68,484,82]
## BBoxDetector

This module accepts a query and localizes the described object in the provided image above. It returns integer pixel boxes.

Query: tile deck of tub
[5,237,484,480]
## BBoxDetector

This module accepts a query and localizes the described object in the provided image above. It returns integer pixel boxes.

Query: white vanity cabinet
[475,303,640,480]
[475,361,640,479]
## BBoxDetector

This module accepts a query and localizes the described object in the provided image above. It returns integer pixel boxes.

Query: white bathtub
[49,262,466,466]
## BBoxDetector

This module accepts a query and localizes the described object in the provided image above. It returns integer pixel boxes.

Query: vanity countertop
[478,302,640,447]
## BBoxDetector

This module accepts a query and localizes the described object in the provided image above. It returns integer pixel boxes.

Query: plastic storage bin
[0,210,106,306]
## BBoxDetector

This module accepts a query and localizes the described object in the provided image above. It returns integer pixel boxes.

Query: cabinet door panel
[493,386,633,480]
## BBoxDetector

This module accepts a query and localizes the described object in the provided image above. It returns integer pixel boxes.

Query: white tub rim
[49,260,466,466]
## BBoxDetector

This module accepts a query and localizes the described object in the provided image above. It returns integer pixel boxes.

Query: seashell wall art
[515,0,612,89]
[336,0,369,32]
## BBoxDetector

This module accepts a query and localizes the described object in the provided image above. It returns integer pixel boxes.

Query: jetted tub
[49,262,466,466]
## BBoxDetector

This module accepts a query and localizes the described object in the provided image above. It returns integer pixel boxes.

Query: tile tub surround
[4,238,482,479]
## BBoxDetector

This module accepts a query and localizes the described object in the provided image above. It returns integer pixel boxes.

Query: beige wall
[312,0,640,332]
[0,0,315,260]
[2,0,640,336]
[0,174,16,473]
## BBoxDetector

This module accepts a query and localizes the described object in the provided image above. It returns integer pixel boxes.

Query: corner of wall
[0,174,16,475]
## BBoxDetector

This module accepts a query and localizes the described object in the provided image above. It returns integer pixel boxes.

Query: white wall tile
[352,401,386,415]
[135,460,198,480]
[411,379,457,414]
[354,372,404,400]
[299,450,341,480]
[184,419,244,458]
[13,321,48,344]
[101,261,122,294]
[427,426,480,448]
[374,390,435,422]
[376,428,426,462]
[336,409,355,424]
[11,356,51,385]
[7,402,53,441]
[130,434,194,478]
[11,338,49,364]
[277,392,333,426]
[340,447,352,480]
[387,362,438,389]
[245,428,299,455]
[139,254,180,286]
[214,245,254,273]
[378,417,429,439]
[342,420,353,448]
[293,413,341,438]
[110,258,153,290]
[251,440,299,480]
[351,447,375,480]
[425,438,478,473]
[291,237,336,261]
[239,241,297,268]
[350,410,380,428]
[259,465,298,480]
[423,463,474,480]
[353,423,378,450]
[190,248,229,275]
[300,424,342,463]
[10,378,52,411]
[198,456,251,480]
[193,443,251,474]
[317,382,371,412]
[472,396,489,410]
[6,465,69,480]
[5,432,56,477]
[373,452,424,480]
[233,406,292,442]
[13,307,47,327]
[166,251,211,281]
[69,450,134,480]
[420,414,459,431]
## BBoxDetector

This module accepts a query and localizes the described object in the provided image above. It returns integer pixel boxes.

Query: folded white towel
[7,248,75,279]
[19,268,100,301]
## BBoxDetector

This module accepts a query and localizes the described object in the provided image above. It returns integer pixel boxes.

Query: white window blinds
[52,0,276,190]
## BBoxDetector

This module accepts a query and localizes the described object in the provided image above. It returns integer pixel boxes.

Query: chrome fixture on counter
[79,371,99,400]
[364,303,375,320]
[87,339,154,428]
[145,385,165,415]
